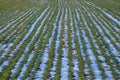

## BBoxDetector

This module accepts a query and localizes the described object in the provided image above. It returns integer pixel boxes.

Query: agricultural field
[0,0,120,80]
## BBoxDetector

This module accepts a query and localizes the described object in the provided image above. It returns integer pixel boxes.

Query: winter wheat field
[0,0,120,80]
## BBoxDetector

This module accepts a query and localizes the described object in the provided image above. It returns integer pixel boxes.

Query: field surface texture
[0,0,120,80]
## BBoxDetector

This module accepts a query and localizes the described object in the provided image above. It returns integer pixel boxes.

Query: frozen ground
[0,0,120,80]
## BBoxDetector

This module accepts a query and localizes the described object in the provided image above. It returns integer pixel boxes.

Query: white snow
[60,8,69,80]
[34,8,58,80]
[48,8,62,79]
[101,10,120,25]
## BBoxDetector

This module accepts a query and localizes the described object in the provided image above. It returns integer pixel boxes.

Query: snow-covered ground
[0,0,120,80]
